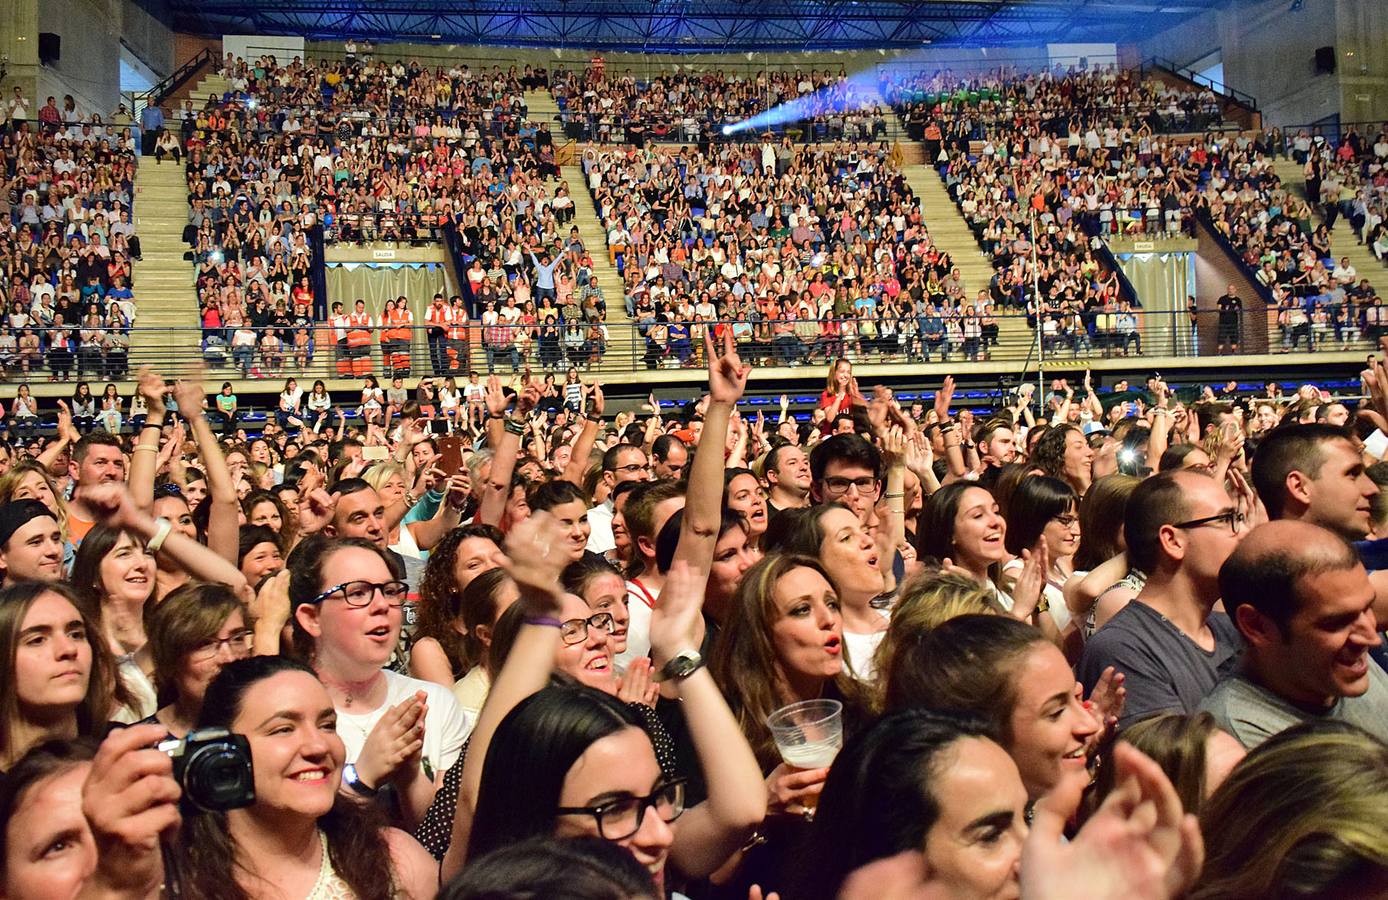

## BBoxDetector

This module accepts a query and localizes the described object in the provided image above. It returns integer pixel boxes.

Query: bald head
[1220,520,1361,637]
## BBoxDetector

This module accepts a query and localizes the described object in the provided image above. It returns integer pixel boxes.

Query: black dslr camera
[157,728,255,811]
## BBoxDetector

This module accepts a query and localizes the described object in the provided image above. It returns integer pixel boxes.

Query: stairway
[560,163,628,325]
[1272,157,1383,296]
[131,156,197,373]
[525,88,560,132]
[188,71,231,105]
[901,163,994,302]
[900,162,1031,359]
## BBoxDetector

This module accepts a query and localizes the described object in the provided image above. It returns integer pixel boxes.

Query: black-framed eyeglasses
[613,462,650,476]
[559,611,615,646]
[307,579,409,608]
[1172,510,1246,535]
[556,778,687,841]
[821,476,879,497]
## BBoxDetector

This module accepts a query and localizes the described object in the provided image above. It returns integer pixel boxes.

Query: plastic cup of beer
[767,699,843,818]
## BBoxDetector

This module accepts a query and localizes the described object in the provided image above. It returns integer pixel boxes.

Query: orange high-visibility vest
[346,312,372,347]
[387,308,413,343]
[447,311,468,342]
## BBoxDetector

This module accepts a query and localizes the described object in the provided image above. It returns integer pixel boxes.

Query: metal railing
[1,310,1371,387]
[1139,56,1259,112]
[130,48,216,121]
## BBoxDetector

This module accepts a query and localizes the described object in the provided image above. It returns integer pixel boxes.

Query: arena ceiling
[160,0,1222,53]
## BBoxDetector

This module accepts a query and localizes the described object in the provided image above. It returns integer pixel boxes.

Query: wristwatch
[342,763,378,797]
[653,649,704,683]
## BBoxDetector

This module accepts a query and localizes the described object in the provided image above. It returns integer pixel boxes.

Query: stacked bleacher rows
[551,66,893,143]
[0,122,140,381]
[185,55,609,375]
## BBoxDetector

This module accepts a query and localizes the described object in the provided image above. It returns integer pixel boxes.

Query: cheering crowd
[1,330,1387,898]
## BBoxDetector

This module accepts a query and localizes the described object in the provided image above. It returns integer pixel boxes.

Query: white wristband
[146,517,173,554]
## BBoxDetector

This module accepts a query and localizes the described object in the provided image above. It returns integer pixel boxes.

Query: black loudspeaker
[1314,45,1336,74]
[38,32,60,64]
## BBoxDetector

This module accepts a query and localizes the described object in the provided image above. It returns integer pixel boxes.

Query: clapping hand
[356,692,428,789]
[1022,744,1203,900]
[502,511,569,614]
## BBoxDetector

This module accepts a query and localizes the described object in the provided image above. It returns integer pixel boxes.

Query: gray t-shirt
[1078,600,1242,728]
[1198,661,1388,749]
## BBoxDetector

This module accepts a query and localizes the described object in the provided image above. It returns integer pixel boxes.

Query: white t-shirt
[842,629,886,683]
[616,577,659,672]
[334,670,475,781]
[585,502,616,554]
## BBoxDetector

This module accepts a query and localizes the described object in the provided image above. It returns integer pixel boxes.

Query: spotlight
[247,98,258,109]
[721,124,734,136]
[209,250,224,264]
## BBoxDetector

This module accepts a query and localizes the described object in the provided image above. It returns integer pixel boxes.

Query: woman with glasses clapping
[288,534,475,829]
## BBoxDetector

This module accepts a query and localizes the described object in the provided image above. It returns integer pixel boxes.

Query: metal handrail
[131,48,216,120]
[1,309,1362,388]
[1139,56,1259,112]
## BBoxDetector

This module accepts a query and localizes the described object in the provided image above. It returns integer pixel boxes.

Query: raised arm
[650,559,765,876]
[934,376,968,483]
[559,383,604,486]
[676,329,749,569]
[171,371,238,564]
[84,482,250,602]
[479,378,540,527]
[125,371,168,511]
[443,513,569,881]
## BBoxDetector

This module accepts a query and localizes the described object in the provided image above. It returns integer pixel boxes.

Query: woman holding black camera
[175,656,438,898]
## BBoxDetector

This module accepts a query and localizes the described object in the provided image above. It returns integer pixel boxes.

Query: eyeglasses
[556,778,687,841]
[190,629,254,662]
[612,462,650,476]
[821,476,880,497]
[307,579,410,608]
[559,611,615,646]
[1053,514,1080,529]
[1172,510,1246,535]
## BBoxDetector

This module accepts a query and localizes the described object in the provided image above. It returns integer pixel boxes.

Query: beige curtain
[325,263,447,321]
[1116,252,1194,357]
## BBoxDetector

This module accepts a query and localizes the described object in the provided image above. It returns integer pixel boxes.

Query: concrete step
[1271,156,1383,297]
[901,161,995,299]
[561,162,630,324]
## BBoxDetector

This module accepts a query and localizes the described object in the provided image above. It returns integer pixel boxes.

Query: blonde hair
[0,460,70,543]
[361,461,408,493]
[873,569,1003,683]
[1194,722,1388,899]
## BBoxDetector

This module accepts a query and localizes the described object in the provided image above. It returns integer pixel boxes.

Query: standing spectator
[1200,521,1388,748]
[139,103,164,156]
[1216,285,1243,354]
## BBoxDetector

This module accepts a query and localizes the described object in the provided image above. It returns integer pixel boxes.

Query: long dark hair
[883,614,1044,744]
[1003,475,1076,557]
[914,481,992,566]
[0,581,121,766]
[796,710,997,900]
[467,684,645,862]
[177,656,396,900]
[443,836,658,900]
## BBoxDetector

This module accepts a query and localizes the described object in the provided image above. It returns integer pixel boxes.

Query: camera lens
[183,741,256,811]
